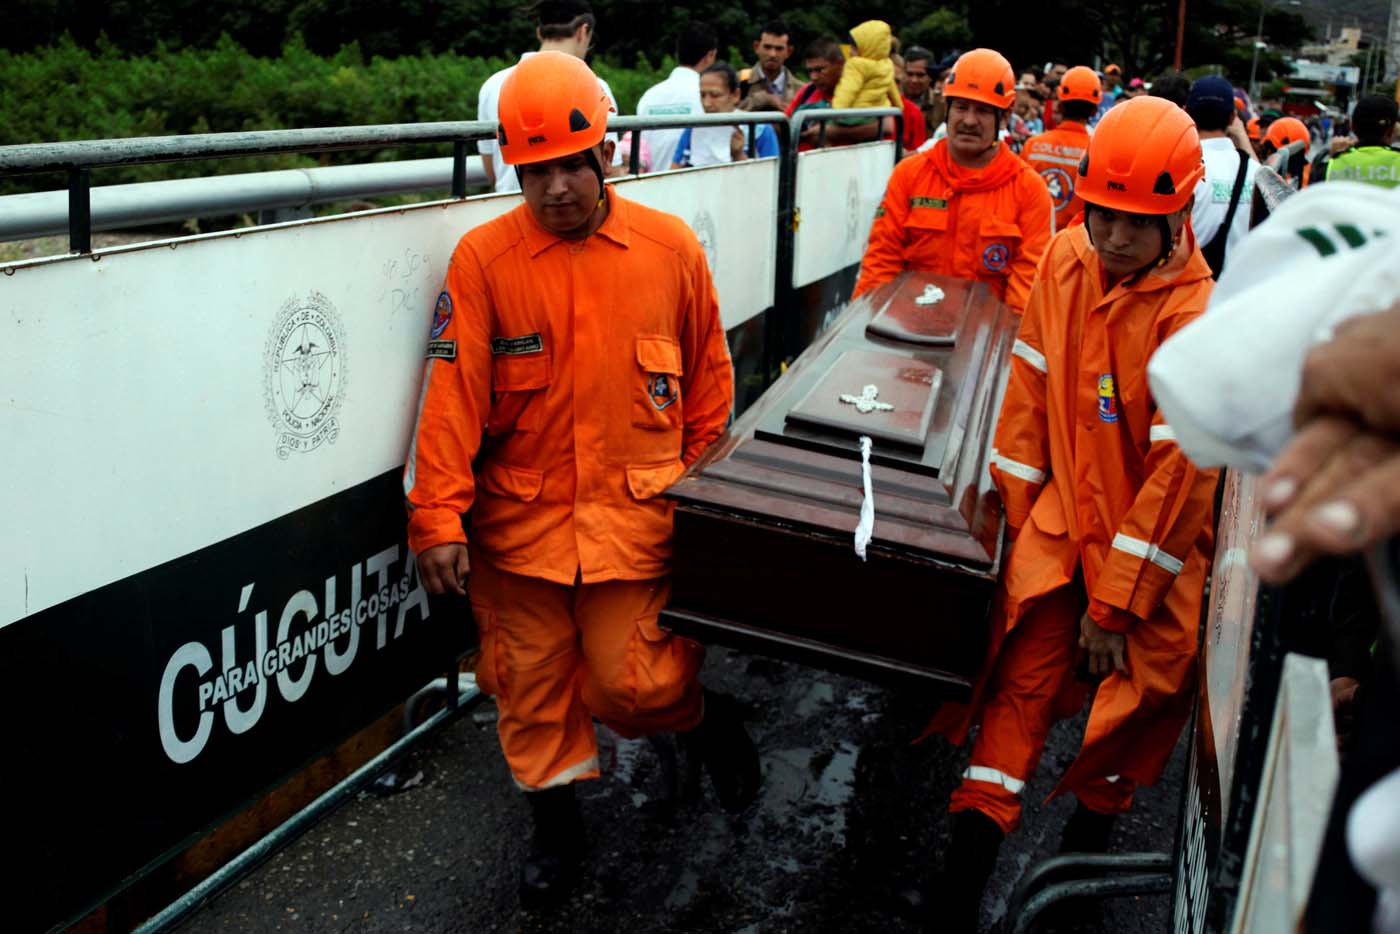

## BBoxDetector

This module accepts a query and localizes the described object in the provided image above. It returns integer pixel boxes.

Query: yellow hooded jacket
[833,20,903,110]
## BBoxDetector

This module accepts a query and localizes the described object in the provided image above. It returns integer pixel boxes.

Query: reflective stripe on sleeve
[1111,533,1185,576]
[991,448,1047,485]
[1012,339,1048,374]
[962,765,1026,795]
[1149,424,1177,443]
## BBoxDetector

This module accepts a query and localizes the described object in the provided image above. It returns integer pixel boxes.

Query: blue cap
[1187,76,1235,122]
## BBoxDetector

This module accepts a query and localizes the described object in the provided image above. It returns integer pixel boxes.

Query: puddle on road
[759,741,860,848]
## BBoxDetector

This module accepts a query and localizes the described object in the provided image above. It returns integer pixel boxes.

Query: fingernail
[1253,531,1294,569]
[1312,500,1363,540]
[1262,476,1297,509]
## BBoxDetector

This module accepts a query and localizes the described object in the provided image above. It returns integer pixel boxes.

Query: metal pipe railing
[0,157,489,241]
[131,678,481,934]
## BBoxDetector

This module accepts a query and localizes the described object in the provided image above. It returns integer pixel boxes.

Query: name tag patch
[491,333,544,356]
[426,340,457,361]
[910,197,948,209]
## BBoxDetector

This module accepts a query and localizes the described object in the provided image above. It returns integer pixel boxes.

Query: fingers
[1294,305,1400,433]
[417,545,469,597]
[1254,444,1400,583]
[1259,417,1360,514]
[1112,640,1129,676]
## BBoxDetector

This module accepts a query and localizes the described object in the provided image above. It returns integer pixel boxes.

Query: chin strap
[584,147,608,209]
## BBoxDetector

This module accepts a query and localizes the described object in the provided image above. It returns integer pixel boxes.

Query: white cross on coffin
[914,283,946,305]
[838,384,895,414]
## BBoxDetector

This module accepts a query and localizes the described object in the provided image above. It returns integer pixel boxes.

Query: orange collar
[519,187,632,257]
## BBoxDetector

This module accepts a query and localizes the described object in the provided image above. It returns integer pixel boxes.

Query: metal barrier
[0,157,490,241]
[0,122,500,253]
[0,107,897,933]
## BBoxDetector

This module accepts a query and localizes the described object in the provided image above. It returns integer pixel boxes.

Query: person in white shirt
[635,22,717,174]
[476,0,620,194]
[1185,76,1258,278]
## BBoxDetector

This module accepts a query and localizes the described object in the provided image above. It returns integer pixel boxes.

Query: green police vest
[1326,146,1400,188]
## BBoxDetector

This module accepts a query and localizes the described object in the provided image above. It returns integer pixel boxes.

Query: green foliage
[0,38,507,194]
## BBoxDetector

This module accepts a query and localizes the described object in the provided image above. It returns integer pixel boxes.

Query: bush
[0,39,666,195]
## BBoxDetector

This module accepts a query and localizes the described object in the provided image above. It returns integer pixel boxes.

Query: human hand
[1251,305,1400,583]
[1252,417,1400,583]
[1226,116,1252,154]
[730,127,748,160]
[1331,676,1361,751]
[1330,135,1355,156]
[1294,304,1400,435]
[1079,611,1129,677]
[417,542,470,596]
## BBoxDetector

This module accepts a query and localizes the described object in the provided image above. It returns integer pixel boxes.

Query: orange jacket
[990,224,1218,634]
[404,193,734,585]
[932,224,1219,793]
[854,139,1053,311]
[1020,121,1091,232]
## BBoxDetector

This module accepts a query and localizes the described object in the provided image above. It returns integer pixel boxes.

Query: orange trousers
[950,586,1136,833]
[467,556,704,791]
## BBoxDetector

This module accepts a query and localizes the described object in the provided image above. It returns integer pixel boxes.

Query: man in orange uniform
[854,48,1053,312]
[1021,65,1101,231]
[906,96,1220,929]
[404,52,757,906]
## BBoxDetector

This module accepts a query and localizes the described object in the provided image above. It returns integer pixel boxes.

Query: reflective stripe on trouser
[950,585,1135,833]
[467,556,705,791]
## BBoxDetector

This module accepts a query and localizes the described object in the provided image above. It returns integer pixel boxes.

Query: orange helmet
[1264,116,1308,151]
[1058,66,1103,104]
[1246,116,1261,141]
[943,48,1016,110]
[496,51,613,165]
[1077,96,1204,215]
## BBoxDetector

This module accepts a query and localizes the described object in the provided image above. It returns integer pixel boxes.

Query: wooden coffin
[661,271,1017,697]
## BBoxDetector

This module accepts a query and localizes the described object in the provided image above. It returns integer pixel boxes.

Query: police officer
[1327,95,1400,189]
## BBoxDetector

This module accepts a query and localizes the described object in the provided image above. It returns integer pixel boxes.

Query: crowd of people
[426,0,1400,928]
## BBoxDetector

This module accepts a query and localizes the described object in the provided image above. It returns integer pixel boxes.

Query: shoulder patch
[430,291,452,339]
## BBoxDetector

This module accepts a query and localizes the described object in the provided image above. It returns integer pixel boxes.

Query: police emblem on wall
[692,209,718,274]
[264,291,347,459]
[845,178,861,245]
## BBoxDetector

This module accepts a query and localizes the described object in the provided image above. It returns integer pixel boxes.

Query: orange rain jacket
[854,139,1053,311]
[404,193,734,585]
[930,223,1219,796]
[1021,121,1092,232]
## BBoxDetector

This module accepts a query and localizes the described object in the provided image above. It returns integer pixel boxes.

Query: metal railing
[1,122,500,253]
[0,157,488,241]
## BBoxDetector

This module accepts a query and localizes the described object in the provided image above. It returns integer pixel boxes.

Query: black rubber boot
[894,809,1004,931]
[1058,800,1117,854]
[518,784,586,909]
[680,689,761,813]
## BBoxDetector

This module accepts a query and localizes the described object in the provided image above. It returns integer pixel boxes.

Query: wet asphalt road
[179,647,1184,934]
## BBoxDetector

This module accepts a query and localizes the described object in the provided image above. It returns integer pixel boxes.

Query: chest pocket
[632,336,684,432]
[978,217,1022,278]
[486,352,550,435]
[905,204,949,236]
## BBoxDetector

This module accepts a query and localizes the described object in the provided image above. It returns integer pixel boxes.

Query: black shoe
[898,810,1004,932]
[680,689,761,813]
[518,784,586,909]
[1059,801,1117,854]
